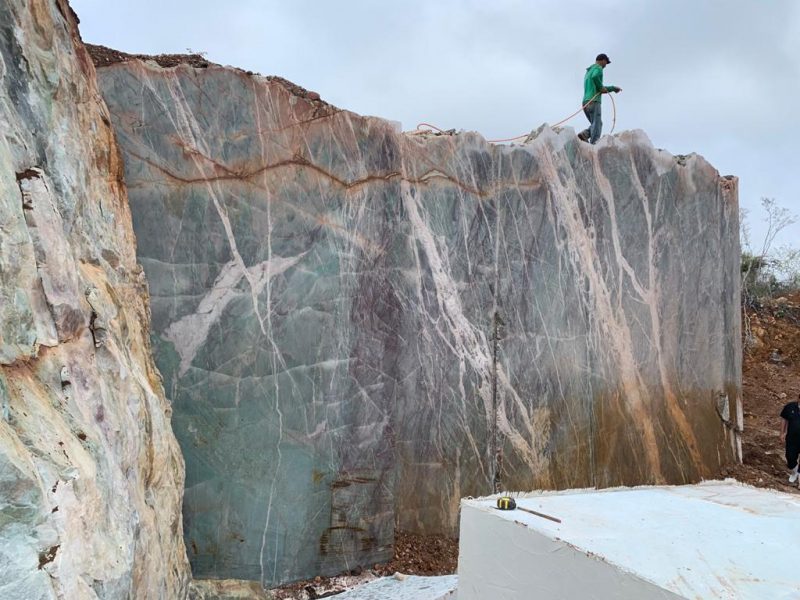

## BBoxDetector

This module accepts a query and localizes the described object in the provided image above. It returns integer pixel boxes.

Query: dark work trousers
[786,433,800,469]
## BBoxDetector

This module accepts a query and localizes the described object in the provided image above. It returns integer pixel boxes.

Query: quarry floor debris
[269,533,458,599]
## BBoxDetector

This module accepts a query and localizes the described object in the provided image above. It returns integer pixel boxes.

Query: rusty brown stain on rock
[15,168,41,182]
[318,526,367,556]
[331,476,376,489]
[360,536,376,552]
[38,545,59,569]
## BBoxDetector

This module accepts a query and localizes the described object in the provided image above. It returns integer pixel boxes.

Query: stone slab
[458,481,800,599]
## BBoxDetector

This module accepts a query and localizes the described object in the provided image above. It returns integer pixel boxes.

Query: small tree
[741,198,797,301]
[740,198,798,345]
[772,246,800,293]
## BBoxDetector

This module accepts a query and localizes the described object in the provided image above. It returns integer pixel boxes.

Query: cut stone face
[95,61,742,585]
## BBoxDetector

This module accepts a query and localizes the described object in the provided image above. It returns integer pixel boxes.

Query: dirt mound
[375,531,458,577]
[85,44,327,104]
[723,292,800,493]
[85,43,213,69]
[744,294,800,366]
[271,532,458,598]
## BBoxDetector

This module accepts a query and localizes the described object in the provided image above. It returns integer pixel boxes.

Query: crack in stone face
[95,59,742,587]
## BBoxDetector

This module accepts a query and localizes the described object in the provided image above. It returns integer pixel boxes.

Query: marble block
[458,482,799,599]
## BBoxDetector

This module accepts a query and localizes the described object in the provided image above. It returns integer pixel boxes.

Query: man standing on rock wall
[578,53,621,144]
[780,392,800,487]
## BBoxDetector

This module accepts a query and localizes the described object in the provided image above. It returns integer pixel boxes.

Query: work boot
[577,130,590,142]
[790,465,799,483]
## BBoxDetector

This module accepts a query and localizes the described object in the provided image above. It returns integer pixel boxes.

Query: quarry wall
[0,2,189,598]
[94,59,742,586]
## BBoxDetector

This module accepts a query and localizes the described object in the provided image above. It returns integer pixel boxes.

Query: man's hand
[615,87,622,93]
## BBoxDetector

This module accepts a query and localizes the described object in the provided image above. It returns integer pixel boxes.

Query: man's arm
[595,71,621,94]
[780,404,791,437]
[591,68,621,95]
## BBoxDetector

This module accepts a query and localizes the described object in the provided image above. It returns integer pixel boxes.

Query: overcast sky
[72,0,799,250]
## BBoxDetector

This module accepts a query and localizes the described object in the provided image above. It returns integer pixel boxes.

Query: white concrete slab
[458,480,800,600]
[333,574,457,599]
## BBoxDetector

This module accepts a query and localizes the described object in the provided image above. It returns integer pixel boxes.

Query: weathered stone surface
[95,61,741,586]
[188,579,270,600]
[334,575,458,600]
[0,2,189,598]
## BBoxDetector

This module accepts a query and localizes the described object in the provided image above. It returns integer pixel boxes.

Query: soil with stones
[84,44,328,104]
[722,291,800,494]
[85,43,214,69]
[269,532,458,599]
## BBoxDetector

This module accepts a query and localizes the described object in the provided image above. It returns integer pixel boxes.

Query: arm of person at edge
[780,403,793,436]
[780,404,789,437]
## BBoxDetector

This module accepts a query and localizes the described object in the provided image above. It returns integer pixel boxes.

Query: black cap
[596,53,611,63]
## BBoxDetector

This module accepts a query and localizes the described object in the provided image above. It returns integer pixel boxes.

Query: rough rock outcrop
[0,2,189,598]
[95,60,742,586]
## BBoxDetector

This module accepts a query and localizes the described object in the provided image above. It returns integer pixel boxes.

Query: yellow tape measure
[496,496,517,510]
